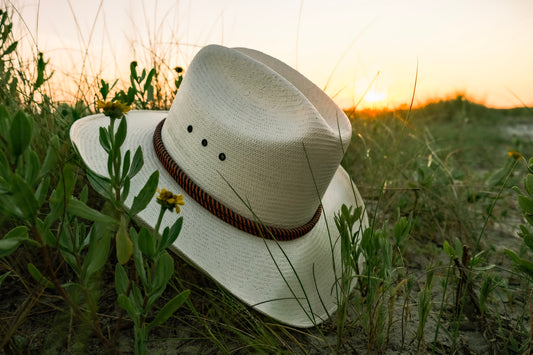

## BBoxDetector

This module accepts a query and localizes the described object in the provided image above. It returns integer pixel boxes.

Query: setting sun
[361,89,388,109]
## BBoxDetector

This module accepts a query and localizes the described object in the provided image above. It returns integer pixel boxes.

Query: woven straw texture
[162,45,351,228]
[70,45,367,327]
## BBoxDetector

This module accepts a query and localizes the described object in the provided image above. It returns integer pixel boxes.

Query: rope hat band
[153,118,322,241]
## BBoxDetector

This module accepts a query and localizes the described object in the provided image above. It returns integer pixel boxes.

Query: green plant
[506,157,533,279]
[334,204,363,350]
[416,267,433,352]
[0,103,118,350]
[0,9,19,107]
[111,61,156,109]
[115,220,190,354]
[90,99,190,353]
[0,87,187,353]
[346,215,411,352]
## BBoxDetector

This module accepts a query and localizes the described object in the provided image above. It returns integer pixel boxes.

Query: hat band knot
[153,119,322,241]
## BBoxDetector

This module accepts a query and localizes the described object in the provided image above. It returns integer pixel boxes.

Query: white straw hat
[70,44,368,328]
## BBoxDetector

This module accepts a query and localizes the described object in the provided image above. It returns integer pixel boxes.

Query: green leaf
[45,185,66,230]
[80,184,89,203]
[122,177,131,203]
[43,229,56,247]
[138,227,156,259]
[33,52,48,89]
[2,225,38,250]
[36,218,55,247]
[86,169,112,199]
[9,110,33,157]
[25,150,40,185]
[126,87,136,106]
[158,217,183,252]
[4,225,28,240]
[130,170,159,215]
[57,225,74,254]
[0,105,10,138]
[83,223,112,279]
[518,195,533,215]
[147,289,190,330]
[99,126,111,153]
[67,198,117,224]
[79,223,91,250]
[99,79,110,101]
[61,164,76,197]
[108,149,116,178]
[146,82,154,103]
[35,176,50,207]
[151,252,174,297]
[144,69,156,96]
[117,293,138,320]
[393,217,410,240]
[527,215,533,228]
[0,149,9,180]
[130,283,144,314]
[116,216,133,264]
[169,219,184,246]
[114,116,127,149]
[127,147,144,179]
[443,240,454,257]
[129,61,139,82]
[115,263,129,295]
[518,259,533,277]
[61,282,85,294]
[522,227,533,252]
[139,68,146,83]
[121,149,131,182]
[505,249,533,278]
[131,228,148,288]
[523,233,533,251]
[10,174,38,219]
[27,262,53,288]
[0,239,21,257]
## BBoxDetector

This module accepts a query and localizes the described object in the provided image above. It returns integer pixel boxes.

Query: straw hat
[70,44,367,328]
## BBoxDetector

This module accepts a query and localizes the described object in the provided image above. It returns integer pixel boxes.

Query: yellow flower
[156,188,185,213]
[97,100,131,120]
[508,150,523,160]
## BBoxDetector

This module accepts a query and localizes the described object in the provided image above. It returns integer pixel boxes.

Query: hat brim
[70,111,368,328]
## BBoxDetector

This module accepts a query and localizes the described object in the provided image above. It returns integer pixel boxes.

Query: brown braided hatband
[152,119,322,241]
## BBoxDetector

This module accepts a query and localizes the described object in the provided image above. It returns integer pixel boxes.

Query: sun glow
[359,89,388,110]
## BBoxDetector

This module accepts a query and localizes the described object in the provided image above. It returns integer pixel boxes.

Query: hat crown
[161,45,351,228]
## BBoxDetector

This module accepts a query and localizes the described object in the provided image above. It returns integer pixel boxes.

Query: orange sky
[10,0,533,110]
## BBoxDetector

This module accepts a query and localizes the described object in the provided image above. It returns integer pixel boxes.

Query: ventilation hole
[187,125,193,133]
[219,153,226,161]
[201,139,208,147]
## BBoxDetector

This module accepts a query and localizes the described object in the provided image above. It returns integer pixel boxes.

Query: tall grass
[1,5,533,354]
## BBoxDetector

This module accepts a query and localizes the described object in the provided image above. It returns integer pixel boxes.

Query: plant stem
[108,117,123,202]
[134,326,148,355]
[31,226,114,351]
[154,208,165,235]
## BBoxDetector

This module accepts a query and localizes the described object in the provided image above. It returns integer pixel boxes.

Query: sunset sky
[10,0,533,109]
